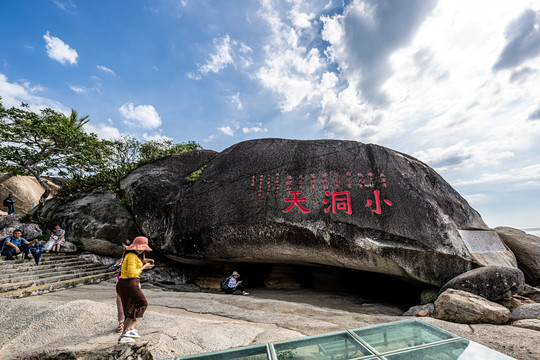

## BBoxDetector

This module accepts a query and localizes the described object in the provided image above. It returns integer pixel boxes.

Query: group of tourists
[0,225,66,260]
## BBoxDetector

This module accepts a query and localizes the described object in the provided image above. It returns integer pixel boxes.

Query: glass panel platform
[169,319,516,360]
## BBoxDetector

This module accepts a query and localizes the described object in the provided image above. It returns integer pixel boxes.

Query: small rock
[403,303,434,317]
[434,288,511,324]
[511,303,540,320]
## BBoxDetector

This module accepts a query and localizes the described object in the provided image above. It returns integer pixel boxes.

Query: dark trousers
[1,243,30,259]
[7,204,15,215]
[224,283,245,294]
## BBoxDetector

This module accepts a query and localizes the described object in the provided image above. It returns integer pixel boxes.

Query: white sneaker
[243,292,250,295]
[118,336,135,343]
[123,329,141,338]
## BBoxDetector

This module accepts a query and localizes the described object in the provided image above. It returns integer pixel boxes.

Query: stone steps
[0,263,109,284]
[0,252,115,298]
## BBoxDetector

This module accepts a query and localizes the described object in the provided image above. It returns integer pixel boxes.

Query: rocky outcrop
[403,303,434,317]
[434,289,511,324]
[0,175,60,215]
[520,284,540,302]
[0,215,42,241]
[439,266,525,302]
[37,191,139,256]
[118,139,493,287]
[495,227,540,286]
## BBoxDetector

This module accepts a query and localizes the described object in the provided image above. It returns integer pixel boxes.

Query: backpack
[220,276,231,291]
[2,198,9,206]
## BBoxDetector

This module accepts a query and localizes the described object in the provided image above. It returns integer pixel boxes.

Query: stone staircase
[0,253,115,298]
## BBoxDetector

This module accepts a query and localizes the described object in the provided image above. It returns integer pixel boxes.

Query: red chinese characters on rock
[365,190,393,214]
[283,191,311,213]
[324,191,352,214]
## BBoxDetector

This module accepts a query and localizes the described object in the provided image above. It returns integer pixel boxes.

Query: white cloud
[142,132,173,142]
[218,126,234,136]
[231,92,243,111]
[0,73,67,112]
[53,0,76,12]
[119,102,162,129]
[193,35,253,78]
[84,121,122,140]
[255,1,325,112]
[43,31,78,65]
[69,84,87,93]
[96,65,116,76]
[242,126,268,134]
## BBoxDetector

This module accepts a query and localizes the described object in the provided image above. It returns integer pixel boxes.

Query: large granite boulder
[36,190,139,256]
[434,288,511,324]
[495,227,540,285]
[120,139,491,287]
[439,266,525,302]
[0,175,60,214]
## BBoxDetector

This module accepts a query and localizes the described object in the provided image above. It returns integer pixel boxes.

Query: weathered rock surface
[434,289,511,324]
[496,226,540,285]
[511,303,540,320]
[37,191,139,256]
[512,319,540,331]
[0,175,60,214]
[403,303,434,317]
[519,284,540,302]
[0,214,42,240]
[119,139,492,287]
[439,266,525,302]
[498,295,536,309]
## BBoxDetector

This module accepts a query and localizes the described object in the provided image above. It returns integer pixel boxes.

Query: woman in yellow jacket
[116,236,154,343]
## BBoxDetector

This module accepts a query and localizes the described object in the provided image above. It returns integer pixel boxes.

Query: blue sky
[1,0,539,233]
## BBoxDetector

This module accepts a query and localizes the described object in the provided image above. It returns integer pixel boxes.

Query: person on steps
[52,225,65,254]
[1,229,37,260]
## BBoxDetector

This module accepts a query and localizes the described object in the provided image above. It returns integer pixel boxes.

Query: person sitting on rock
[225,271,249,295]
[1,229,38,260]
[44,230,57,253]
[52,224,65,254]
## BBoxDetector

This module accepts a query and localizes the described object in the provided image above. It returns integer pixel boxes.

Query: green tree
[0,99,112,204]
[57,136,202,199]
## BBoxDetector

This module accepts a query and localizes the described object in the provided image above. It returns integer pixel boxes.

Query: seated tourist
[225,271,249,295]
[1,229,38,260]
[44,230,57,253]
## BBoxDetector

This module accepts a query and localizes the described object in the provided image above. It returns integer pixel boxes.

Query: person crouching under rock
[225,271,249,295]
[116,236,154,343]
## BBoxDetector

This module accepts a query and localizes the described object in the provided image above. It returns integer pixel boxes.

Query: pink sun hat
[126,236,152,251]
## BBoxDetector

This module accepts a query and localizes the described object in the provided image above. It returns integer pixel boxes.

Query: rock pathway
[0,281,538,360]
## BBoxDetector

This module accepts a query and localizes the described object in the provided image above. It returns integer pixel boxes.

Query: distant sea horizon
[521,227,540,237]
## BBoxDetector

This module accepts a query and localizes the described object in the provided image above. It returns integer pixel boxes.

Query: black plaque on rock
[458,230,508,254]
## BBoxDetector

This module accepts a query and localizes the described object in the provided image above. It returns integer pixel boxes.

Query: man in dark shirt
[1,229,37,260]
[4,193,15,215]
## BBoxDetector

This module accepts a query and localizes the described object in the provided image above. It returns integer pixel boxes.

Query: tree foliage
[0,99,112,203]
[57,136,202,200]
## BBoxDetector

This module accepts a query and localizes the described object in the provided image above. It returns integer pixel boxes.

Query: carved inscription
[458,230,508,254]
